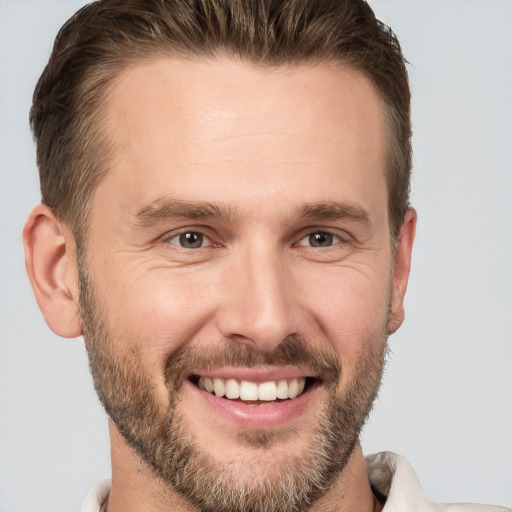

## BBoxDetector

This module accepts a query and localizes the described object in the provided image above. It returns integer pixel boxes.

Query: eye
[167,231,210,249]
[297,231,342,248]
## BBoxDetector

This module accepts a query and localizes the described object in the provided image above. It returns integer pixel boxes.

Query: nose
[216,245,298,352]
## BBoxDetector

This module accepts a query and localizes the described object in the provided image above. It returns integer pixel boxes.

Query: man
[21,0,509,511]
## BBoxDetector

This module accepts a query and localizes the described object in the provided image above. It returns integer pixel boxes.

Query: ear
[23,204,82,338]
[387,208,417,334]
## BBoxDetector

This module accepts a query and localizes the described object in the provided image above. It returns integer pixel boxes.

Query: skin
[24,57,416,511]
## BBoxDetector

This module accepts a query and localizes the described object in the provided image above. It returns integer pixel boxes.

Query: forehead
[96,57,388,223]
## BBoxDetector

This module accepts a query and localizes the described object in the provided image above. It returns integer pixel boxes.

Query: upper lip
[188,367,319,383]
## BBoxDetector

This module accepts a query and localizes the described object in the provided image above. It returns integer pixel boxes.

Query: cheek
[90,245,391,382]
[94,266,220,368]
[297,264,390,362]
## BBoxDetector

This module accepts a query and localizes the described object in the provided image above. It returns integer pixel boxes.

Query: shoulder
[366,452,510,512]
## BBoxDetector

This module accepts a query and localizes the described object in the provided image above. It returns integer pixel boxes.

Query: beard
[78,253,388,512]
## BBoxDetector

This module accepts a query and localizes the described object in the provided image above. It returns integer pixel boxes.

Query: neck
[105,420,383,512]
[308,444,385,512]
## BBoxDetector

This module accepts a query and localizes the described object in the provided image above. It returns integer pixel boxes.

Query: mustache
[164,336,342,390]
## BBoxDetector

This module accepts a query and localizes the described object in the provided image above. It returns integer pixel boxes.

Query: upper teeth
[197,377,306,401]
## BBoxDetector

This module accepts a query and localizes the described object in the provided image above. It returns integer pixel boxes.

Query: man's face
[79,58,401,511]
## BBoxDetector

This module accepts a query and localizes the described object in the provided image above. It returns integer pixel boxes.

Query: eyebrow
[133,198,236,227]
[132,197,370,228]
[299,201,370,224]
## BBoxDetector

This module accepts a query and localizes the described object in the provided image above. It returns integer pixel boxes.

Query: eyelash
[295,230,347,249]
[163,228,348,250]
[164,231,215,250]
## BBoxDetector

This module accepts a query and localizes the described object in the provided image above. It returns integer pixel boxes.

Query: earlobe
[388,208,417,334]
[23,204,82,338]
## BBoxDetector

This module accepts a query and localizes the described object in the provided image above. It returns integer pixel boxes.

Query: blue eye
[169,232,206,249]
[309,232,334,247]
[298,231,341,248]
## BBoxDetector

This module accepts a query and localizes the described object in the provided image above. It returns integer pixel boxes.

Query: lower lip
[186,380,316,429]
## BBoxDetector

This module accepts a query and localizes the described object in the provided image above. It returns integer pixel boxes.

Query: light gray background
[0,1,511,511]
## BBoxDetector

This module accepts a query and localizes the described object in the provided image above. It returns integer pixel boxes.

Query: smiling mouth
[191,376,316,403]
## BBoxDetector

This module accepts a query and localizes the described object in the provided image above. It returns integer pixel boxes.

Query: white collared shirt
[79,452,510,512]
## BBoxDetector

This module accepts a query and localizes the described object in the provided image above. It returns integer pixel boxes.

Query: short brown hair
[31,0,411,240]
